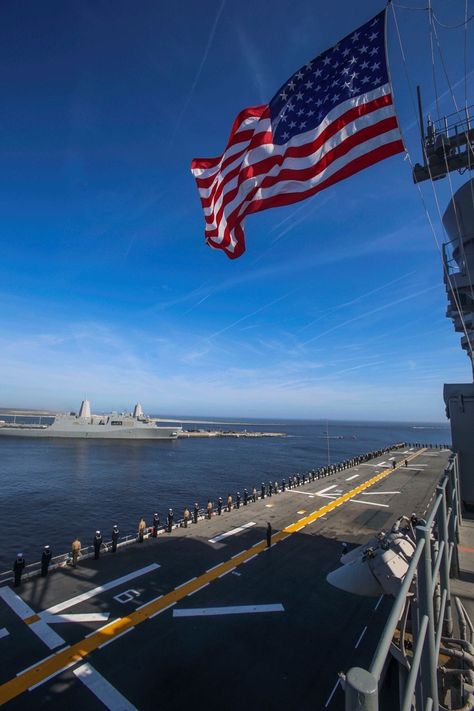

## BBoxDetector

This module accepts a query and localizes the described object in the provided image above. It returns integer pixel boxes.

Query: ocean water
[0,418,450,571]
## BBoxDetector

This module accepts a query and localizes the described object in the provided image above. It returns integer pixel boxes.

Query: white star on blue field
[0,0,471,421]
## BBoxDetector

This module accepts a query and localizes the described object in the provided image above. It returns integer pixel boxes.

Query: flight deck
[0,447,452,710]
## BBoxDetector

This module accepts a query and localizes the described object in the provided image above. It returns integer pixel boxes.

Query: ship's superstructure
[0,400,181,439]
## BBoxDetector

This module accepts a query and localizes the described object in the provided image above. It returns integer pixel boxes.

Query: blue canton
[269,11,388,145]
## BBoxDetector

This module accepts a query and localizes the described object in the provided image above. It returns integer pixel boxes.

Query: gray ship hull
[0,426,180,439]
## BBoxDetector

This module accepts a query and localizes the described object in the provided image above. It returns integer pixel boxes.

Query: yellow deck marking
[0,450,425,704]
[24,615,40,625]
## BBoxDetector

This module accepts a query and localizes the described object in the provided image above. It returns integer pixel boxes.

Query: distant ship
[0,400,182,440]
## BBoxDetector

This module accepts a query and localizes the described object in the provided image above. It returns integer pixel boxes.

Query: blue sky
[0,1,472,421]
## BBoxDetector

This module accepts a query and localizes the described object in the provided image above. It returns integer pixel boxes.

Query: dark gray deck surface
[0,447,451,710]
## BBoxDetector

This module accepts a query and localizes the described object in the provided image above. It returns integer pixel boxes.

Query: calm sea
[0,417,450,571]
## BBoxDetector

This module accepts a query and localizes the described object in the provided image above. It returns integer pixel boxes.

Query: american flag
[191,9,404,259]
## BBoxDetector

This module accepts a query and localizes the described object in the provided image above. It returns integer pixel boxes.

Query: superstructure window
[110,421,123,426]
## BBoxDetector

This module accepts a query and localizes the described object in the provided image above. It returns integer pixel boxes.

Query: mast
[413,92,474,509]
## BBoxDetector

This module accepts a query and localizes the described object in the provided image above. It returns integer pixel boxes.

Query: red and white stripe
[191,84,404,259]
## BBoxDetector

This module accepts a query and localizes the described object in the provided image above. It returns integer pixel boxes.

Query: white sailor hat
[96,530,100,535]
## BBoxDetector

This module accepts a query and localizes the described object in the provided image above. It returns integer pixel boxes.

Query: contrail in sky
[168,0,226,149]
[302,285,439,346]
[299,270,417,331]
[207,288,298,340]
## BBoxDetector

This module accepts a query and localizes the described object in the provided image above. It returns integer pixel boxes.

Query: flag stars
[287,101,295,112]
[323,56,332,66]
[288,80,296,91]
[351,31,360,42]
[295,70,304,80]
[296,91,303,100]
[361,60,370,70]
[371,62,380,71]
[359,45,368,54]
[342,48,350,58]
[282,132,290,141]
[361,75,370,84]
[369,31,379,41]
[299,121,307,129]
[297,108,304,116]
[349,56,357,64]
[280,91,288,101]
[313,68,323,77]
[305,80,313,89]
[289,120,297,128]
[307,109,315,116]
[370,47,379,56]
[305,61,313,69]
[331,93,340,103]
[373,76,382,85]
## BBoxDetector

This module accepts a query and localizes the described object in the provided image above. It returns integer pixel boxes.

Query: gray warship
[0,400,182,440]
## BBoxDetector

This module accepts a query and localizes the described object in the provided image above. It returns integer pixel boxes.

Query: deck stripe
[0,449,425,705]
[208,522,256,543]
[350,499,389,508]
[43,564,160,615]
[73,663,137,710]
[41,613,111,624]
[0,628,9,640]
[0,588,65,650]
[172,604,284,617]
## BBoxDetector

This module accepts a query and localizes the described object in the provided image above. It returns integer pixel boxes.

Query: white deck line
[362,491,400,496]
[208,522,256,544]
[0,627,9,640]
[175,577,197,590]
[205,563,222,573]
[149,602,176,620]
[218,568,234,578]
[374,595,384,611]
[28,660,77,691]
[0,586,36,619]
[136,595,163,611]
[98,626,133,650]
[74,663,138,710]
[243,553,258,564]
[315,484,338,496]
[345,474,359,481]
[0,587,66,650]
[85,620,118,638]
[324,678,341,708]
[41,612,111,624]
[43,563,160,614]
[350,499,389,508]
[354,626,368,649]
[16,651,58,676]
[173,604,284,618]
[288,490,319,495]
[187,583,210,597]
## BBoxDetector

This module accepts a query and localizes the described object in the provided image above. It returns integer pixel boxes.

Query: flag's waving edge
[191,9,404,259]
